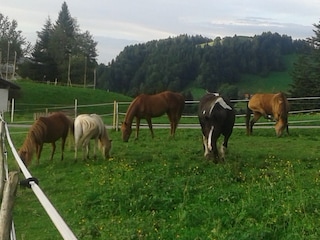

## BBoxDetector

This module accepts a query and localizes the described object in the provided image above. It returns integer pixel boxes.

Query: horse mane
[18,119,47,165]
[123,96,141,125]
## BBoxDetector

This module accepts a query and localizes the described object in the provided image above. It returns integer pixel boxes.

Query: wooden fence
[0,117,78,239]
[0,121,19,240]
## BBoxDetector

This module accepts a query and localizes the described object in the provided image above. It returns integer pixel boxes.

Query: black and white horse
[198,93,235,163]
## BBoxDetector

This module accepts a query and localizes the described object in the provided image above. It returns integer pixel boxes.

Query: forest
[95,33,308,97]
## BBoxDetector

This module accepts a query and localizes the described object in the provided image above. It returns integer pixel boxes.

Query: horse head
[18,149,31,167]
[274,93,289,137]
[121,122,132,142]
[99,128,112,159]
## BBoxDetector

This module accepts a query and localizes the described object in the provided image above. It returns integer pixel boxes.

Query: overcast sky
[3,0,320,63]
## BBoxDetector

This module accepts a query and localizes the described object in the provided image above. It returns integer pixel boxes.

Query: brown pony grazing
[246,92,289,137]
[121,91,185,142]
[18,112,74,167]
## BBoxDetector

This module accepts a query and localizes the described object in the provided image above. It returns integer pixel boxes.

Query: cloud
[2,0,320,63]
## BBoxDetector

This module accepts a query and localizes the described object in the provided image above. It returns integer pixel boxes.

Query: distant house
[0,77,20,113]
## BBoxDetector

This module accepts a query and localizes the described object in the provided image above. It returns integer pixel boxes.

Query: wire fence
[4,96,320,129]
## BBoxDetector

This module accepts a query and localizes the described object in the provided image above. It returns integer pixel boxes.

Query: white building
[0,77,20,112]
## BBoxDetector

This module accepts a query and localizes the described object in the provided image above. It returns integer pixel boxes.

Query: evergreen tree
[25,1,98,84]
[49,2,77,83]
[31,17,57,81]
[0,13,30,65]
[290,20,320,97]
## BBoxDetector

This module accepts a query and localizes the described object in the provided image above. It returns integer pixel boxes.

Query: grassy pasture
[5,76,320,239]
[7,126,320,240]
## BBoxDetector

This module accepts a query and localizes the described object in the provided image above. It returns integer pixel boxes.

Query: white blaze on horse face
[209,97,232,115]
[207,126,214,151]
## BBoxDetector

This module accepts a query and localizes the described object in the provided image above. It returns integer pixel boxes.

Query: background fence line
[6,96,320,128]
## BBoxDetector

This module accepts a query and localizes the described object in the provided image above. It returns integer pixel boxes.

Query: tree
[24,1,98,84]
[29,17,57,81]
[0,13,31,71]
[290,20,320,97]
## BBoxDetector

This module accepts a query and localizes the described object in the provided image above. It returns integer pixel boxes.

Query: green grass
[4,78,320,239]
[10,79,132,123]
[237,54,297,96]
[7,127,320,239]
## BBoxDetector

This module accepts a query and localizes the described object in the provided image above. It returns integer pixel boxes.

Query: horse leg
[36,144,42,165]
[250,112,262,135]
[60,137,66,161]
[146,117,154,138]
[50,142,56,161]
[220,131,232,161]
[81,142,87,161]
[210,131,221,163]
[84,140,90,160]
[202,134,210,157]
[93,138,98,160]
[135,117,140,140]
[74,142,78,161]
[167,112,178,137]
[207,125,220,162]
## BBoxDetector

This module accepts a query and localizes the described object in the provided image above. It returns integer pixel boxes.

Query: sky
[2,0,320,64]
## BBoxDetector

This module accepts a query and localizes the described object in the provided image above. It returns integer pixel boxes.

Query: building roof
[0,78,20,90]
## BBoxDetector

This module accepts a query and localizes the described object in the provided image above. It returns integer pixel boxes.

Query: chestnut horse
[74,114,112,161]
[246,92,289,137]
[18,112,74,167]
[198,93,235,162]
[121,91,185,142]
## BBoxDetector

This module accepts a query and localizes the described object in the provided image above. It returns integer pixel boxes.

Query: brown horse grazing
[198,93,235,163]
[121,91,185,142]
[18,112,74,167]
[246,92,289,137]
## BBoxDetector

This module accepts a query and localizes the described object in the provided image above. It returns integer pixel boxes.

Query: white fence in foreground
[0,115,78,240]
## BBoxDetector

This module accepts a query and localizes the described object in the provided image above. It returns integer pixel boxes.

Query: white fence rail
[5,96,320,128]
[1,116,78,240]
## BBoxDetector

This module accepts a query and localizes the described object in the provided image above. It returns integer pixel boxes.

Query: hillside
[14,79,132,108]
[97,33,305,97]
[236,54,297,96]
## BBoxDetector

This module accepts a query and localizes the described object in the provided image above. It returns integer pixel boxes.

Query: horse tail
[245,99,252,135]
[280,92,290,134]
[66,115,75,147]
[74,120,84,148]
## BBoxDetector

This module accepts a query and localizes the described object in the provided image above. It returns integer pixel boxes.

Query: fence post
[0,121,5,199]
[0,171,19,240]
[74,99,78,118]
[10,99,14,123]
[113,101,119,131]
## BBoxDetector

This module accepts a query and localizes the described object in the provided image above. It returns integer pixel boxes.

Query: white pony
[74,114,112,161]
